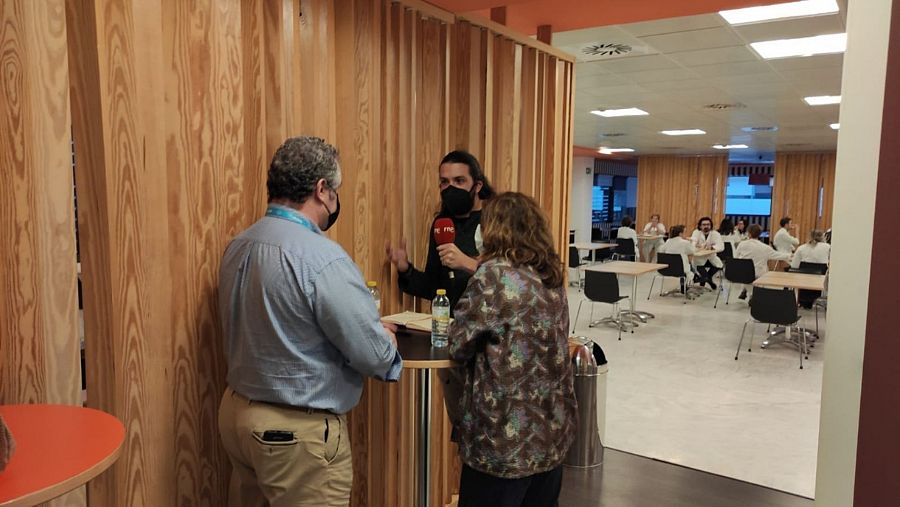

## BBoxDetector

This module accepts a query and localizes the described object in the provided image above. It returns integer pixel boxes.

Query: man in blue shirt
[218,136,402,506]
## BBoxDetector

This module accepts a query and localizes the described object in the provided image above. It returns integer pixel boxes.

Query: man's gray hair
[267,137,341,204]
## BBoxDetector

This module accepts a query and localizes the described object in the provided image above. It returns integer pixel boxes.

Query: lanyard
[265,205,319,234]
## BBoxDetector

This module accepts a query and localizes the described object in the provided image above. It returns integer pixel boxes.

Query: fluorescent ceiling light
[598,147,635,155]
[720,0,839,25]
[590,108,649,118]
[750,33,846,60]
[660,129,706,136]
[713,144,749,150]
[830,123,840,130]
[804,95,841,105]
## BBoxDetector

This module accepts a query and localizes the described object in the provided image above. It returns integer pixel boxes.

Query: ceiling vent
[703,103,747,110]
[742,126,779,132]
[598,132,626,138]
[582,43,632,57]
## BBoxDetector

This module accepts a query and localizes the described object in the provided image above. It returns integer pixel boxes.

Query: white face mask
[474,224,483,254]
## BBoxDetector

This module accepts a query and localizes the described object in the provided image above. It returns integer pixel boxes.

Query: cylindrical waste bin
[564,337,608,468]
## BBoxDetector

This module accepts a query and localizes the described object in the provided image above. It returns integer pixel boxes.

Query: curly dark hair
[267,137,340,203]
[480,192,563,288]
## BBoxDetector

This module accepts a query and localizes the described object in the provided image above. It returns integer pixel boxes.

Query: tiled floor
[566,274,823,499]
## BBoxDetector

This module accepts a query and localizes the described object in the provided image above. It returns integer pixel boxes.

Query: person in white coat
[641,214,666,262]
[735,218,749,242]
[690,216,725,289]
[790,230,831,269]
[734,224,792,299]
[659,224,696,293]
[616,216,638,260]
[773,216,800,253]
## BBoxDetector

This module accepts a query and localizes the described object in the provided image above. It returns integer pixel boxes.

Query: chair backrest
[720,242,734,261]
[583,271,621,303]
[656,253,685,277]
[724,258,756,284]
[615,237,635,256]
[799,261,828,274]
[568,246,581,268]
[749,287,799,326]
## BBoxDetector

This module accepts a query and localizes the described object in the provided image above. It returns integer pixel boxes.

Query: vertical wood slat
[772,152,837,243]
[636,155,729,234]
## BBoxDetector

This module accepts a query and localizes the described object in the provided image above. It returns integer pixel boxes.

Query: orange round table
[0,404,124,507]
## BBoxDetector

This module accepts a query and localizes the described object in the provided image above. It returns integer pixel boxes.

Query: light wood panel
[771,152,837,243]
[0,2,83,505]
[0,1,576,506]
[636,155,729,234]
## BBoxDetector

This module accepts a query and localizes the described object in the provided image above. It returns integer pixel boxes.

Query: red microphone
[433,218,456,279]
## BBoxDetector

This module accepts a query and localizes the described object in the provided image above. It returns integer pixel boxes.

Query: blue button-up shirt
[219,205,402,414]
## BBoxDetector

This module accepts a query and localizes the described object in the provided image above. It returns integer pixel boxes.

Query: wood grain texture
[636,155,729,234]
[771,152,836,243]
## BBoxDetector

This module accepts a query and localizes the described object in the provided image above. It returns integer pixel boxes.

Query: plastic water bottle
[367,281,381,314]
[431,289,450,348]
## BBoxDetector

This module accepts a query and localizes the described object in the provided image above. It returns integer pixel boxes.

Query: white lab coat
[721,231,744,246]
[641,222,666,261]
[773,227,799,253]
[659,237,695,281]
[616,226,638,242]
[790,242,831,269]
[690,229,725,268]
[735,238,792,278]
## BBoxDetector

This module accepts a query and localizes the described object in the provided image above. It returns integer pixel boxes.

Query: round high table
[0,404,125,506]
[396,328,455,507]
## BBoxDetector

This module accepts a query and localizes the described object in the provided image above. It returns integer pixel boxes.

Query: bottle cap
[366,281,377,288]
[436,289,447,296]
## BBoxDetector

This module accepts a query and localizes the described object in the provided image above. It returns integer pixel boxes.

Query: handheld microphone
[433,218,456,279]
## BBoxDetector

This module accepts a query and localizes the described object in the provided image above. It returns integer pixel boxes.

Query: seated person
[659,224,696,293]
[773,216,800,253]
[642,213,666,262]
[790,230,831,269]
[615,216,638,259]
[734,224,792,299]
[690,216,725,289]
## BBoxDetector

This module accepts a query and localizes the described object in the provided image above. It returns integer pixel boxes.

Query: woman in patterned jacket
[448,191,577,507]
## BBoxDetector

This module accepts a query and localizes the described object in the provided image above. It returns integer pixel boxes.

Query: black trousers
[696,260,720,283]
[458,464,563,507]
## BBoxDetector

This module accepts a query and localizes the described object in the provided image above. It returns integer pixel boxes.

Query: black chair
[568,246,584,288]
[573,271,630,340]
[714,258,756,308]
[735,287,807,369]
[612,238,636,261]
[647,253,695,303]
[719,242,734,262]
[791,262,828,309]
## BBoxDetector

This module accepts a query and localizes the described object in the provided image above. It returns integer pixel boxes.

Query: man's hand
[437,243,479,274]
[385,238,410,273]
[381,322,398,347]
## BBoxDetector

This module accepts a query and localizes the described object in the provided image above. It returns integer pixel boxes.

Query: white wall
[569,156,595,243]
[815,0,893,504]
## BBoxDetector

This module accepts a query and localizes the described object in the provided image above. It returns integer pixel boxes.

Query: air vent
[742,126,779,132]
[703,103,747,110]
[598,132,626,138]
[582,43,632,57]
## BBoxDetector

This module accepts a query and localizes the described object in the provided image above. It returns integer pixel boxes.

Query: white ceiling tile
[731,14,845,43]
[622,14,725,37]
[621,67,701,84]
[766,53,844,72]
[575,72,632,89]
[667,46,759,67]
[639,27,745,53]
[691,60,776,78]
[592,54,681,73]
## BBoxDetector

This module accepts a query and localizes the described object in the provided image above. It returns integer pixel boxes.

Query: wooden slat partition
[2,0,574,505]
[0,2,83,505]
[771,152,837,242]
[636,155,729,234]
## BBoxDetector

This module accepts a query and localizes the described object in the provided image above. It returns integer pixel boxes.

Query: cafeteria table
[752,271,826,349]
[585,261,667,326]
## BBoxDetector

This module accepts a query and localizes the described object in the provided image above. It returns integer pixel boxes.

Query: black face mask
[322,192,340,231]
[441,185,475,216]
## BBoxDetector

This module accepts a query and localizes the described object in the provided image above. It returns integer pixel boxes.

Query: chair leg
[647,276,656,300]
[589,302,596,326]
[799,324,806,370]
[714,281,723,308]
[572,300,585,333]
[815,304,820,336]
[725,281,732,306]
[747,320,756,352]
[615,302,622,341]
[736,320,751,360]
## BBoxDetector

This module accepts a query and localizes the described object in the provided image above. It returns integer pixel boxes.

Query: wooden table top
[570,242,616,251]
[637,234,663,240]
[753,271,826,291]
[585,261,667,276]
[396,328,455,369]
[0,404,124,507]
[692,248,718,257]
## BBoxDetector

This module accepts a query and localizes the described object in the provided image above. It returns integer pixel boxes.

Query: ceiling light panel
[713,144,749,149]
[830,123,840,130]
[660,129,707,136]
[750,33,846,60]
[598,147,635,154]
[590,108,649,118]
[804,95,841,105]
[720,0,839,26]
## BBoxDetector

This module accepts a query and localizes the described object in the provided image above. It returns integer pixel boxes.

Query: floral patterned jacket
[448,258,577,479]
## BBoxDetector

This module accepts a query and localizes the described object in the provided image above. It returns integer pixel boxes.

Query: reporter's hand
[385,238,410,273]
[437,243,478,274]
[381,322,398,347]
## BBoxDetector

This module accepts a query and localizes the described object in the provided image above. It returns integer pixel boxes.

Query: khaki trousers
[218,387,352,507]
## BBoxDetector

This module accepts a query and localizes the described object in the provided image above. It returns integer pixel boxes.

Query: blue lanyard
[265,205,319,234]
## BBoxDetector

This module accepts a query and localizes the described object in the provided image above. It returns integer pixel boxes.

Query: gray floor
[560,449,813,507]
[567,272,824,497]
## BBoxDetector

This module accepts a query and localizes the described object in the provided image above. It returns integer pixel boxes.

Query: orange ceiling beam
[428,0,787,35]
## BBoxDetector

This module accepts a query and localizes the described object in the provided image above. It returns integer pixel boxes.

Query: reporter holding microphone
[385,150,495,312]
